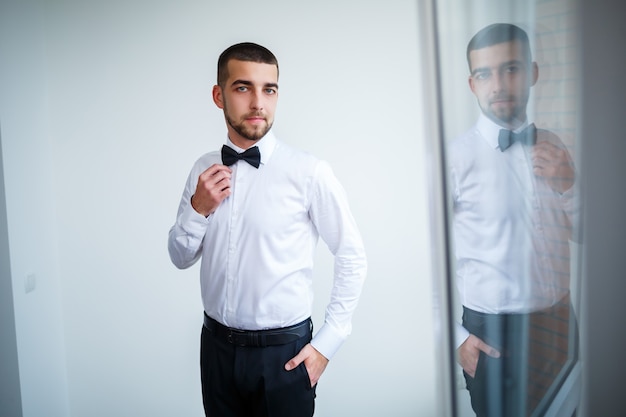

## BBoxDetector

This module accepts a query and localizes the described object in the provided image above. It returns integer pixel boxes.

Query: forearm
[308,160,367,358]
[311,228,367,359]
[168,196,208,269]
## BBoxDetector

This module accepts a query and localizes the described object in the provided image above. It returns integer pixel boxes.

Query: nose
[491,72,504,94]
[250,89,264,110]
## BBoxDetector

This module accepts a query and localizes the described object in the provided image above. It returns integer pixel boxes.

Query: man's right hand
[457,334,501,378]
[191,164,232,217]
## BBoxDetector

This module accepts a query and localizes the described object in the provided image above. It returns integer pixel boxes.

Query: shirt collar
[226,130,277,166]
[476,113,530,150]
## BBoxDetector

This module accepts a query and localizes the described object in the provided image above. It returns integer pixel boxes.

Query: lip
[490,97,514,104]
[246,117,266,124]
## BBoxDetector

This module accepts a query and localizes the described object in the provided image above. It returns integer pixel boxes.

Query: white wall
[2,0,439,416]
[0,1,70,416]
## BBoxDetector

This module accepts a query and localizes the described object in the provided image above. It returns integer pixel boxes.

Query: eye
[264,88,277,95]
[473,71,491,81]
[505,65,521,74]
[236,86,249,92]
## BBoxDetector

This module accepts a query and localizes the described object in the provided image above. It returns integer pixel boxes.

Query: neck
[489,115,526,131]
[226,128,264,150]
[229,137,261,150]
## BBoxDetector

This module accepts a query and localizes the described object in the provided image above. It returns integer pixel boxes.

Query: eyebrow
[470,59,523,77]
[231,79,279,89]
[470,67,490,77]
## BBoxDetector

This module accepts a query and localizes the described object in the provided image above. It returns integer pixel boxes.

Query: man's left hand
[285,343,329,387]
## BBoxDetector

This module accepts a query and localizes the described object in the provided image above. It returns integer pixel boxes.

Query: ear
[468,75,476,95]
[212,85,224,109]
[530,62,539,86]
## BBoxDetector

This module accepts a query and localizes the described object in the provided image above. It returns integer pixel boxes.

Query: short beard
[225,113,272,141]
[485,93,529,127]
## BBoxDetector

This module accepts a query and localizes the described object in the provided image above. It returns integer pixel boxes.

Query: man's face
[468,40,538,128]
[213,59,279,147]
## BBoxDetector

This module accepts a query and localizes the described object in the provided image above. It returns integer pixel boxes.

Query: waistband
[462,294,572,328]
[203,313,312,347]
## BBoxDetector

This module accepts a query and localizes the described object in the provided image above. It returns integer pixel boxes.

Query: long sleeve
[308,161,367,359]
[168,135,366,361]
[168,163,210,270]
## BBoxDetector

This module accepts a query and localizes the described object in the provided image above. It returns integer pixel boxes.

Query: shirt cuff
[455,322,470,349]
[179,199,210,235]
[310,322,347,360]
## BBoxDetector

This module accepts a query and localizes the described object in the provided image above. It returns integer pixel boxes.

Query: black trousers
[462,297,578,417]
[200,323,316,417]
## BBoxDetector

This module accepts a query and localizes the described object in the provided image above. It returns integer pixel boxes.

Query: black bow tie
[498,123,537,152]
[221,145,261,168]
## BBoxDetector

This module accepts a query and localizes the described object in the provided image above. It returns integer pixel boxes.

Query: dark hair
[466,23,532,70]
[217,42,279,87]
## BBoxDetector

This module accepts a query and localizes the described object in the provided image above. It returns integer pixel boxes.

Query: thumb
[285,351,305,371]
[478,341,501,358]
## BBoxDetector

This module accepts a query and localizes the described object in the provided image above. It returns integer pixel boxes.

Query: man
[168,42,367,416]
[448,24,578,417]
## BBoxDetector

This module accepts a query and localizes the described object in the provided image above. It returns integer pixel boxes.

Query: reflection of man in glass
[449,24,578,417]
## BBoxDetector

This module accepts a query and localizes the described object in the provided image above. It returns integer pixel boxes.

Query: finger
[478,341,500,358]
[534,139,558,150]
[204,163,232,174]
[199,170,231,192]
[214,176,231,192]
[200,167,231,183]
[535,142,569,164]
[532,149,553,164]
[197,178,228,197]
[285,351,305,371]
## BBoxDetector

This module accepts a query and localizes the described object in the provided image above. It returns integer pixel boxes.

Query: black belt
[203,313,312,347]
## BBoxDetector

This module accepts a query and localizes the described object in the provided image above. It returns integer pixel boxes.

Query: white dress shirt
[448,114,577,347]
[168,131,367,359]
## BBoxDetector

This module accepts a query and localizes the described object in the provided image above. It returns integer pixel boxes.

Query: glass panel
[433,1,582,416]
